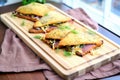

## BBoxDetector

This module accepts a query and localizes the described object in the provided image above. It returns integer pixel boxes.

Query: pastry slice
[58,28,103,56]
[45,22,75,39]
[12,2,54,21]
[33,11,71,27]
[42,22,75,49]
[58,28,102,47]
[29,12,72,33]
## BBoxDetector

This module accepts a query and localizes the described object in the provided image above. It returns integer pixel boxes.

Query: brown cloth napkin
[0,29,51,72]
[0,8,120,80]
[65,8,99,30]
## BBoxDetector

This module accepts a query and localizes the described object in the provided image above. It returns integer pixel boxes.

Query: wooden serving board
[1,3,120,80]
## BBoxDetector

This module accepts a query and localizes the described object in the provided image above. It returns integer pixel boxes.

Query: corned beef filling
[29,22,66,33]
[43,39,103,57]
[29,26,57,33]
[12,11,42,22]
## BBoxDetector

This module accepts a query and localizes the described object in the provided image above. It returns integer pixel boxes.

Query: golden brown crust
[33,11,71,27]
[29,28,44,33]
[45,22,75,39]
[14,2,54,22]
[16,2,54,17]
[58,28,103,47]
[33,21,42,27]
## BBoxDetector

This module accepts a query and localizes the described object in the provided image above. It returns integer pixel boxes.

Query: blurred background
[0,0,21,6]
[62,0,120,36]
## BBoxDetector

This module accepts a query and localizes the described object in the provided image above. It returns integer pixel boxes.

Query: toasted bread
[45,22,75,39]
[16,2,54,16]
[58,28,103,47]
[33,11,71,27]
[13,2,54,21]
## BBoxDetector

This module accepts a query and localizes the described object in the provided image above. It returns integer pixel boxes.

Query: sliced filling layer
[12,11,42,22]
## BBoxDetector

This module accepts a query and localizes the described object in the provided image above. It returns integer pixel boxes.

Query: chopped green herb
[79,44,84,48]
[32,2,36,5]
[64,26,71,29]
[11,14,15,18]
[71,30,78,34]
[87,30,96,35]
[55,48,60,53]
[37,0,46,4]
[44,13,48,16]
[22,0,46,5]
[21,21,25,26]
[64,50,72,56]
[59,26,64,30]
[59,26,71,30]
[33,35,41,39]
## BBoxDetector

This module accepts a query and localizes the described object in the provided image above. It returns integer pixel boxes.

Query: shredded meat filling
[12,11,42,22]
[76,44,96,56]
[43,39,59,49]
[76,40,103,56]
[43,39,103,56]
[29,26,57,33]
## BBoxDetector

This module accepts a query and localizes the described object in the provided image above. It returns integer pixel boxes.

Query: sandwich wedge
[58,28,103,56]
[45,22,75,39]
[43,26,103,56]
[13,2,54,21]
[42,22,75,49]
[29,11,72,33]
[58,28,102,46]
[33,11,71,27]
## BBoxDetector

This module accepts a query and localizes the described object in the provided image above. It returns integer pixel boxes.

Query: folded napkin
[65,8,99,30]
[0,29,50,72]
[0,8,120,80]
